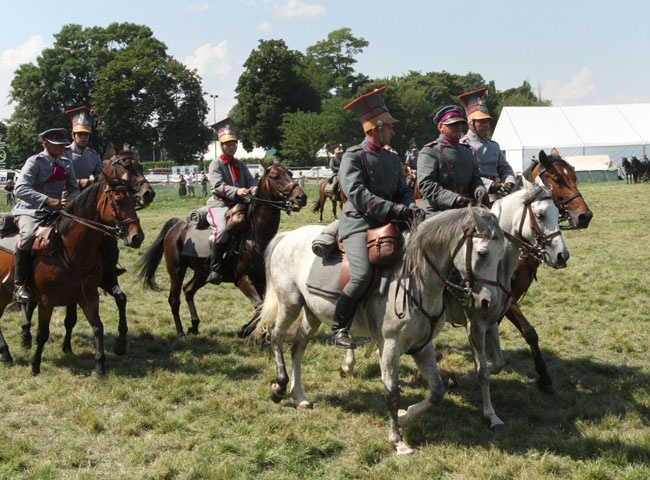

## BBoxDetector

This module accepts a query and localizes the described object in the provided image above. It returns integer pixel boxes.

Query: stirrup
[332,329,356,349]
[14,285,34,304]
[206,270,222,285]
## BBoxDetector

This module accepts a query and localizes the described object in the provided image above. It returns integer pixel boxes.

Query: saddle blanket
[306,253,391,298]
[0,234,17,255]
[181,224,212,259]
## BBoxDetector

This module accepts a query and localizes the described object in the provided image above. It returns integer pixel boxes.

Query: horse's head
[496,178,569,269]
[105,150,156,209]
[406,207,504,312]
[258,161,307,211]
[533,150,593,229]
[100,171,145,248]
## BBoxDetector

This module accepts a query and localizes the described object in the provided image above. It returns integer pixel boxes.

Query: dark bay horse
[312,178,340,223]
[507,149,593,392]
[0,173,144,376]
[20,151,156,356]
[622,157,633,184]
[135,161,307,338]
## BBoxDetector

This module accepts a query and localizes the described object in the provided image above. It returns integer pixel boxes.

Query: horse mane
[58,180,105,234]
[404,207,502,279]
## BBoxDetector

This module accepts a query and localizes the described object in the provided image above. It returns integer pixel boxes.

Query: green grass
[0,180,649,479]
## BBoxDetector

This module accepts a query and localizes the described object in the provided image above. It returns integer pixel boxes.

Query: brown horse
[402,163,422,205]
[0,172,144,377]
[20,151,156,357]
[135,161,307,338]
[312,178,341,223]
[505,149,593,392]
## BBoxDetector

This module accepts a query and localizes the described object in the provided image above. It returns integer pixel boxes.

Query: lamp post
[209,93,219,159]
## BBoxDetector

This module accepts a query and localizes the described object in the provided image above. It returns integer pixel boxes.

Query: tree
[304,28,369,97]
[279,111,323,167]
[7,23,211,163]
[231,39,321,154]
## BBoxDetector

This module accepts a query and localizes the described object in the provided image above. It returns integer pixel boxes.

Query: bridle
[250,166,302,212]
[534,161,583,228]
[109,154,153,210]
[503,193,562,266]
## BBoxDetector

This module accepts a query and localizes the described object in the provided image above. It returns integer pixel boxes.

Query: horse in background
[135,161,307,338]
[312,178,341,223]
[630,156,650,182]
[622,157,634,183]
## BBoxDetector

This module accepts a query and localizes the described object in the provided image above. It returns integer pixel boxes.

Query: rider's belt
[482,174,498,181]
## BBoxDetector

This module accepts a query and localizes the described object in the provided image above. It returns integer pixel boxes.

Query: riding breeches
[341,231,374,300]
[15,215,41,251]
[206,206,230,244]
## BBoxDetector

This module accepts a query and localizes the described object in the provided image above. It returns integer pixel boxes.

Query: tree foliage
[7,23,211,163]
[231,39,320,153]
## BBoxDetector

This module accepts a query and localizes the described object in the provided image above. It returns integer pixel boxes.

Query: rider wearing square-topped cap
[417,105,487,216]
[458,88,515,204]
[205,117,258,285]
[333,87,418,349]
[12,128,80,303]
[64,106,102,190]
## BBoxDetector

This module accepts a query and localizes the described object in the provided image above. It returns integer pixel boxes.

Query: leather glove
[476,189,488,206]
[503,182,515,194]
[454,195,471,208]
[488,180,503,194]
[388,203,410,222]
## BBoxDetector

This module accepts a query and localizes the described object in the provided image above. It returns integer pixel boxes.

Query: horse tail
[135,217,183,290]
[253,232,288,341]
[311,197,323,213]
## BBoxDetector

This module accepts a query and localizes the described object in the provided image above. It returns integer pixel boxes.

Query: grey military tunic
[417,135,486,215]
[460,130,515,193]
[64,142,103,181]
[13,150,80,249]
[338,140,414,299]
[206,156,258,243]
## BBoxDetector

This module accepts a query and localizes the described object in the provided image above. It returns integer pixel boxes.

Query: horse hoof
[31,368,40,377]
[91,370,106,380]
[270,383,285,403]
[62,343,73,354]
[537,380,555,395]
[296,401,312,410]
[489,421,506,432]
[394,441,415,455]
[187,326,199,335]
[21,336,32,350]
[113,340,127,356]
[0,354,13,365]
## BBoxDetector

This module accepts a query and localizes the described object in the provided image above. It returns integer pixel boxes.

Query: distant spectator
[200,171,209,197]
[297,171,305,189]
[178,174,187,197]
[4,178,15,206]
[186,171,195,197]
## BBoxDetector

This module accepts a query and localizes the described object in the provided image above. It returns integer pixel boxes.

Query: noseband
[535,162,583,226]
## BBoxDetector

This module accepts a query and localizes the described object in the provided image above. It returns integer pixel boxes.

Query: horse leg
[20,301,36,350]
[110,284,128,355]
[183,273,205,335]
[167,265,188,337]
[237,305,262,339]
[0,325,13,364]
[62,303,78,353]
[398,343,445,429]
[31,304,55,376]
[467,317,503,429]
[289,309,321,409]
[234,275,263,336]
[339,348,356,378]
[269,300,303,404]
[331,197,337,220]
[79,294,106,378]
[378,338,413,455]
[485,322,505,374]
[505,302,554,393]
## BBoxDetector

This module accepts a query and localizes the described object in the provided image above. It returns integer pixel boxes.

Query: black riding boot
[331,293,357,349]
[13,248,34,303]
[206,243,227,285]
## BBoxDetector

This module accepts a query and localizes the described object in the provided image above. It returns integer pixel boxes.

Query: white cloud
[186,2,209,12]
[544,67,596,106]
[0,35,48,120]
[270,0,326,19]
[185,41,232,81]
[258,20,273,32]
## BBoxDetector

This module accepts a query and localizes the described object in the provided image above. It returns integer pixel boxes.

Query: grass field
[0,180,648,479]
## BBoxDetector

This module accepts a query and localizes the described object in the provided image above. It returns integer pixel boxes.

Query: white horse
[444,178,569,427]
[340,178,570,429]
[255,207,505,455]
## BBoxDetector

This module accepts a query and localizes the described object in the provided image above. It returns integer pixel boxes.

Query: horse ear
[468,205,481,230]
[260,161,270,172]
[539,150,552,168]
[110,143,118,156]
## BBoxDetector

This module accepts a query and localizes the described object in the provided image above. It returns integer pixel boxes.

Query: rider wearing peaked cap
[12,128,80,303]
[417,105,487,215]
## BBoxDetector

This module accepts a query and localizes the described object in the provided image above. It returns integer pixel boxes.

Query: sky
[2,0,650,125]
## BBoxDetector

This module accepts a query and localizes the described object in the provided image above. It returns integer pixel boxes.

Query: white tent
[492,104,650,174]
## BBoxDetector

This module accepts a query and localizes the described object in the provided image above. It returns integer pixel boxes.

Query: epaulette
[424,140,437,148]
[347,145,363,153]
[459,142,472,149]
